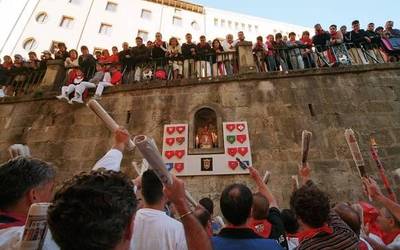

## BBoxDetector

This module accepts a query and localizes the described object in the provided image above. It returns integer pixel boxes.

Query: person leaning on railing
[287,32,305,70]
[312,24,331,67]
[166,37,184,80]
[210,39,226,77]
[196,35,212,78]
[182,33,197,79]
[78,46,96,81]
[273,33,290,72]
[222,34,237,75]
[131,37,150,82]
[252,36,268,73]
[349,20,371,65]
[300,31,316,69]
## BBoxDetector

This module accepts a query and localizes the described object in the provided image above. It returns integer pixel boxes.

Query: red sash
[0,211,26,230]
[382,230,400,245]
[248,218,272,238]
[297,223,334,243]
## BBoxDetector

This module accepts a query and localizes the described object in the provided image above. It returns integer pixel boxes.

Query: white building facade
[0,0,312,58]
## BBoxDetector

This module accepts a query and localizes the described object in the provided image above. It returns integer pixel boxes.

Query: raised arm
[363,177,400,222]
[92,128,129,171]
[248,166,278,208]
[164,175,212,250]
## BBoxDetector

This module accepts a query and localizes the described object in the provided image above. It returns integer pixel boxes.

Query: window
[137,30,149,42]
[99,23,112,35]
[141,9,152,20]
[173,16,182,26]
[214,18,218,26]
[221,19,225,27]
[255,25,259,32]
[191,21,200,30]
[174,8,182,14]
[35,12,48,23]
[106,2,117,12]
[50,41,64,53]
[22,38,37,51]
[59,16,74,29]
[235,22,239,30]
[241,23,245,30]
[228,21,232,28]
[93,47,105,54]
[68,0,81,4]
[194,108,219,149]
[248,24,252,32]
[273,29,277,33]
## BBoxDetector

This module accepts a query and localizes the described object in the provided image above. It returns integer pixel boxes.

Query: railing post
[237,41,257,74]
[39,59,66,90]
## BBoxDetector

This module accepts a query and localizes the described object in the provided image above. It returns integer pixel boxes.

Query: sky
[194,0,399,29]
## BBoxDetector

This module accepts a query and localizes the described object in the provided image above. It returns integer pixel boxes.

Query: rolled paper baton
[370,138,396,201]
[301,130,312,165]
[344,129,367,177]
[20,203,50,250]
[263,170,271,185]
[236,157,249,170]
[291,175,300,189]
[87,99,135,151]
[134,135,198,207]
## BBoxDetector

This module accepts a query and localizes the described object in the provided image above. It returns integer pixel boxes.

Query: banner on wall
[162,122,252,176]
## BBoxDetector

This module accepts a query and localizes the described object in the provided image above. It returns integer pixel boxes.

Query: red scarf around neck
[297,223,334,243]
[382,229,400,245]
[0,210,26,230]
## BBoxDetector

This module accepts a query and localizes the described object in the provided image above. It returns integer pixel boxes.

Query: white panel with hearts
[161,122,252,176]
[162,124,188,175]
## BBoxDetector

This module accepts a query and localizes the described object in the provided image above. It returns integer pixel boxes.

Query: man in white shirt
[132,169,188,250]
[221,34,237,75]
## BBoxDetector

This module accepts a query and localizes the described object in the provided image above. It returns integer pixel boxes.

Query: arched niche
[188,105,224,154]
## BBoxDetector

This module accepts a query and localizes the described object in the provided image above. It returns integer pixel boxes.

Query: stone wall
[1,63,400,210]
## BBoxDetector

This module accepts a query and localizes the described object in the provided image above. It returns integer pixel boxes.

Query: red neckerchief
[301,37,312,45]
[297,224,334,243]
[316,30,325,36]
[248,218,272,238]
[330,31,338,39]
[382,229,400,245]
[0,211,26,229]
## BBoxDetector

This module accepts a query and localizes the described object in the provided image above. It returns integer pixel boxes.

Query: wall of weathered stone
[1,63,400,210]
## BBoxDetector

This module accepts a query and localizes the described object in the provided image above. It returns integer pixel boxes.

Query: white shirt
[222,40,237,52]
[131,208,187,250]
[369,233,400,248]
[92,149,123,171]
[0,226,59,250]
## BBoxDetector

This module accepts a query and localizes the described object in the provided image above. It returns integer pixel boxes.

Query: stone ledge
[1,63,399,105]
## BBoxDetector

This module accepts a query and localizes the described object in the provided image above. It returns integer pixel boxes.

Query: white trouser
[196,61,211,78]
[74,81,96,100]
[134,66,142,81]
[95,81,114,96]
[61,85,75,96]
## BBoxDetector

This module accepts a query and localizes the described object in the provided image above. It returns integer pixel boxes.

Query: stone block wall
[1,64,400,211]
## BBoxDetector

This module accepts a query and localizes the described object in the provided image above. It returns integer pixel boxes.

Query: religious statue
[195,125,218,149]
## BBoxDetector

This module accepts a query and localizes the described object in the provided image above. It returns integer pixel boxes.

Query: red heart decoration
[176,126,185,134]
[237,135,247,144]
[165,138,175,146]
[236,123,246,132]
[175,150,185,159]
[238,147,248,156]
[228,161,238,170]
[165,151,175,159]
[227,148,237,157]
[166,127,175,135]
[226,124,235,132]
[174,163,184,172]
[176,137,185,145]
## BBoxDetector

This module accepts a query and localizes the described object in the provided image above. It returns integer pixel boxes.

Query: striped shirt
[297,211,359,250]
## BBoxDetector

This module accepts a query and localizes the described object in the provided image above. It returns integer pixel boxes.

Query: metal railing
[1,68,46,97]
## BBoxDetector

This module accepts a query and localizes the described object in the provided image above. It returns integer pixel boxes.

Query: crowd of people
[1,19,400,99]
[0,128,399,250]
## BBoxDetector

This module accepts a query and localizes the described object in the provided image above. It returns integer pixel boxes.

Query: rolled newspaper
[291,175,300,189]
[262,170,271,185]
[134,135,197,207]
[19,203,50,250]
[344,129,367,177]
[370,138,396,201]
[301,130,312,165]
[87,99,135,150]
